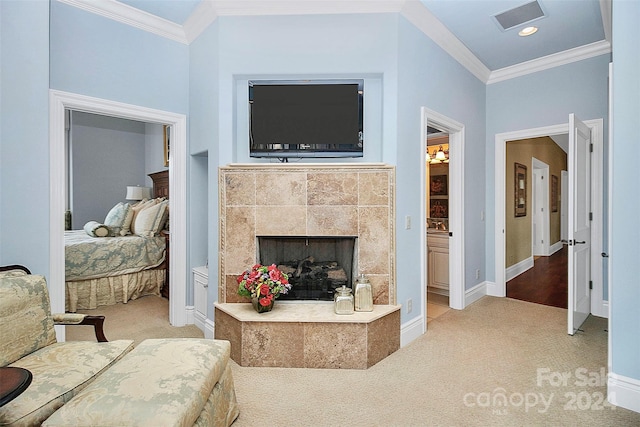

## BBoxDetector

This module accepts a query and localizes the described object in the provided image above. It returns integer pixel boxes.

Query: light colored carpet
[66,295,640,426]
[65,295,203,345]
[230,297,640,426]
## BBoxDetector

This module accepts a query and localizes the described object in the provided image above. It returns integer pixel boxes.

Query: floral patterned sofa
[0,266,240,427]
[0,265,134,426]
[43,339,240,427]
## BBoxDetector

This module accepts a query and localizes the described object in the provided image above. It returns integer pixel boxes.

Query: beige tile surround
[214,302,401,369]
[218,163,396,304]
[216,164,398,369]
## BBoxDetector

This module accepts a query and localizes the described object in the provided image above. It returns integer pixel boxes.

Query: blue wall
[610,0,640,386]
[70,112,147,228]
[0,0,50,274]
[50,1,189,115]
[396,17,486,314]
[486,54,610,292]
[189,21,219,317]
[2,4,636,388]
[186,13,487,326]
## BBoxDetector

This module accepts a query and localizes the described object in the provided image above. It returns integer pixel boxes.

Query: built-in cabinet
[427,232,449,293]
[193,266,208,331]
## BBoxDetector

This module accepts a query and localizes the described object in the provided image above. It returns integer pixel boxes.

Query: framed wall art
[514,163,527,217]
[430,174,448,196]
[430,198,448,218]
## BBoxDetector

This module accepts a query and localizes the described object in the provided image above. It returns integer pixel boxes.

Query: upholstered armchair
[0,265,134,426]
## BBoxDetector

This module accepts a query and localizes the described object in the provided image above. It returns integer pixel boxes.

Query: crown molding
[487,40,611,84]
[400,1,491,83]
[183,0,406,43]
[57,0,188,44]
[183,0,218,44]
[210,0,405,17]
[599,0,612,42]
[59,0,609,87]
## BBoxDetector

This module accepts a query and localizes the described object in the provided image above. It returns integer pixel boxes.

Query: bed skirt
[65,269,165,312]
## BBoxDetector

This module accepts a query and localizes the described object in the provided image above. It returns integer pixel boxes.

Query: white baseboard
[194,311,215,339]
[400,315,425,348]
[465,282,487,306]
[485,280,503,297]
[608,372,640,413]
[549,241,563,255]
[185,305,195,324]
[506,256,534,281]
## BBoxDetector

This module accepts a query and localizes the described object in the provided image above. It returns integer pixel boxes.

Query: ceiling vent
[493,0,545,31]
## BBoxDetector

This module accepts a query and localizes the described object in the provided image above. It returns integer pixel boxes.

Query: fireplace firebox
[257,236,357,301]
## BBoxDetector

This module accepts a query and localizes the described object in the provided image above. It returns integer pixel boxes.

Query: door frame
[491,119,606,318]
[49,90,188,339]
[421,107,466,326]
[531,157,550,256]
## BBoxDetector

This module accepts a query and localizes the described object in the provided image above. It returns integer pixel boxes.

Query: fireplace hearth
[258,236,356,301]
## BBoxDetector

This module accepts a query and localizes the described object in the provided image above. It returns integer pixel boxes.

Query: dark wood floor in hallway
[507,246,568,309]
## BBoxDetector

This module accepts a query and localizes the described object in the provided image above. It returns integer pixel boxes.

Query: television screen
[249,79,364,158]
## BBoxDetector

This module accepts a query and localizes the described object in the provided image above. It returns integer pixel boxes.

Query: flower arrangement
[237,264,291,307]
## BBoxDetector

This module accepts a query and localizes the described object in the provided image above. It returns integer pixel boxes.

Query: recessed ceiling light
[519,26,538,36]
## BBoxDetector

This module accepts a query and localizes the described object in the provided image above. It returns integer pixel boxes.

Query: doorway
[492,119,606,319]
[420,107,465,333]
[49,90,188,339]
[504,139,566,308]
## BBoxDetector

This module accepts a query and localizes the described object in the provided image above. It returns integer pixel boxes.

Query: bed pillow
[129,199,157,235]
[119,205,135,236]
[84,221,110,238]
[104,202,131,236]
[133,201,168,237]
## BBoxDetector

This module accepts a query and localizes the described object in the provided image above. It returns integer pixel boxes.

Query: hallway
[506,246,568,309]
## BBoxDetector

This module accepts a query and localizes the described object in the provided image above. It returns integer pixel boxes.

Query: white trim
[205,318,216,339]
[505,256,534,282]
[465,282,487,306]
[400,315,424,348]
[59,0,610,86]
[549,240,563,255]
[607,61,613,369]
[531,157,550,256]
[49,90,189,335]
[599,0,612,43]
[401,1,490,83]
[488,40,611,84]
[212,0,405,16]
[421,108,466,314]
[57,0,188,44]
[183,0,218,44]
[608,372,640,413]
[493,119,605,317]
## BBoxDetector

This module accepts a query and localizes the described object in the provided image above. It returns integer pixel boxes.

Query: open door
[567,113,592,335]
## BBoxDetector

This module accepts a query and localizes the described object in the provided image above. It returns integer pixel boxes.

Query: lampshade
[126,186,152,201]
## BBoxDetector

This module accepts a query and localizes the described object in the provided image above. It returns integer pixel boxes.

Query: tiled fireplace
[215,164,399,369]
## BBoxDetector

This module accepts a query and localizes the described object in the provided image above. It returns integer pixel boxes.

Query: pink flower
[260,284,270,296]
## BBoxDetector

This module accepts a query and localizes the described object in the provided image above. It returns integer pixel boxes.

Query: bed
[65,170,169,312]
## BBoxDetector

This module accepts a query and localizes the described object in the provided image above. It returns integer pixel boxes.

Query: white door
[532,169,544,255]
[567,114,592,335]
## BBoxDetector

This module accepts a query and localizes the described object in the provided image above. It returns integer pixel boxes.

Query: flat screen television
[249,79,364,159]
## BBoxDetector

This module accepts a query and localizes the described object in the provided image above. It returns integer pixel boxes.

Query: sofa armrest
[52,313,108,342]
[0,264,31,274]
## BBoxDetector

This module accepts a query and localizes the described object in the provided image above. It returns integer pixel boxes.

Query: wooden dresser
[149,170,169,299]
